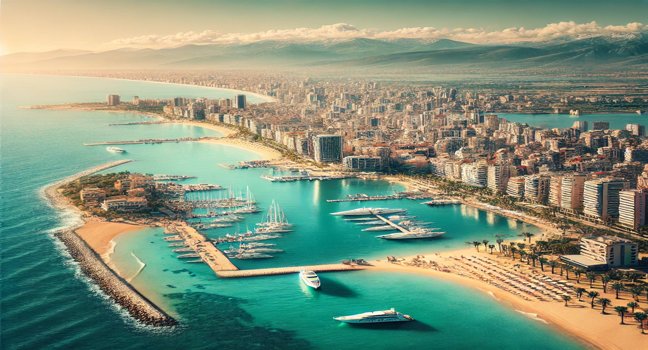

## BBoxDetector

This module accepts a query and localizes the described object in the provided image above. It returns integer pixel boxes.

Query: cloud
[103,21,647,49]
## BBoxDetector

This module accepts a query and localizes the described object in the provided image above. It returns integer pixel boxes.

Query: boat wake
[128,252,147,282]
[515,310,548,324]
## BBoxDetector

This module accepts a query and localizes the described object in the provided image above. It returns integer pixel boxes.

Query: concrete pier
[216,263,368,278]
[374,214,410,234]
[83,136,219,146]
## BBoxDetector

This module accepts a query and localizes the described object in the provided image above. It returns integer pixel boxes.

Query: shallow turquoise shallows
[1,74,584,350]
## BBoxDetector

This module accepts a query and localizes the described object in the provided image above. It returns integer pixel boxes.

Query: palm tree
[472,241,481,252]
[562,295,572,307]
[528,253,538,267]
[586,272,597,288]
[539,257,548,272]
[575,287,587,301]
[628,301,639,313]
[631,286,644,301]
[518,250,527,263]
[565,265,572,280]
[510,247,517,260]
[614,306,628,324]
[601,275,611,293]
[496,237,504,253]
[612,282,624,299]
[587,291,599,308]
[488,244,495,254]
[517,243,526,251]
[482,240,489,251]
[549,261,558,274]
[599,298,611,314]
[574,269,582,283]
[520,231,534,243]
[634,312,647,334]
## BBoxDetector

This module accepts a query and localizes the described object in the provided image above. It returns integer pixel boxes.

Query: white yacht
[377,229,446,240]
[299,270,321,289]
[256,200,293,232]
[106,146,126,153]
[331,208,406,216]
[334,308,413,324]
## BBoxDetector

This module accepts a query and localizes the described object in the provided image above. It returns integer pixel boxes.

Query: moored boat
[334,308,413,324]
[106,146,126,153]
[331,208,406,216]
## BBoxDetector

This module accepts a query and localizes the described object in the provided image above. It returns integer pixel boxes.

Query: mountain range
[2,35,647,73]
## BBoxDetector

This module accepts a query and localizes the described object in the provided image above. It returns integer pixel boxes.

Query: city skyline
[1,0,648,53]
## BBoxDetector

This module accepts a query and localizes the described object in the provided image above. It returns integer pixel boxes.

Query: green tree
[549,261,558,274]
[634,312,647,334]
[520,231,534,243]
[472,241,481,252]
[614,306,628,324]
[496,237,504,253]
[586,272,597,288]
[562,294,572,307]
[482,240,489,251]
[598,298,611,314]
[587,291,600,308]
[488,244,495,254]
[631,286,644,301]
[612,282,624,299]
[539,257,548,272]
[628,301,639,313]
[601,275,611,294]
[575,287,587,301]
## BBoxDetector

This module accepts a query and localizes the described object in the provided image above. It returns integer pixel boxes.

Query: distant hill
[1,35,646,73]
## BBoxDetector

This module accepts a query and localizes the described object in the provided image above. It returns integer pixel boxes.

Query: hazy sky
[1,0,647,53]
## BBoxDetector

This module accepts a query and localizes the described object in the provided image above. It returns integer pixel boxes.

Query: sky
[1,0,648,54]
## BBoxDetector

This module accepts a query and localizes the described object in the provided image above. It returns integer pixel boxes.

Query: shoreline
[42,160,176,327]
[200,137,283,160]
[369,247,644,350]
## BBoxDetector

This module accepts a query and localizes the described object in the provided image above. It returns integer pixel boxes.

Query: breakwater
[55,229,176,327]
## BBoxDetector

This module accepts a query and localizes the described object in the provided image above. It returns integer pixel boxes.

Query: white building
[583,178,628,222]
[618,189,647,230]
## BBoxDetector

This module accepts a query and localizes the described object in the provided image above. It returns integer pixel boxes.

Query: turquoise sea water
[1,74,584,349]
[499,112,647,130]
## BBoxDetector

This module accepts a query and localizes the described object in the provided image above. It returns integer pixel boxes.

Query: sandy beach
[371,247,646,350]
[75,219,146,260]
[201,137,283,160]
[174,120,237,137]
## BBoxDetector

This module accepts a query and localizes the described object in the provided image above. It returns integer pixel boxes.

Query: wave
[515,310,549,324]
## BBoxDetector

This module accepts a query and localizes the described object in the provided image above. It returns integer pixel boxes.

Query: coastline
[42,160,176,327]
[369,247,644,350]
[201,137,283,160]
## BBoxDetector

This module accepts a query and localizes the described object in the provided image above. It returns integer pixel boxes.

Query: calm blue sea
[1,74,585,349]
[500,112,646,130]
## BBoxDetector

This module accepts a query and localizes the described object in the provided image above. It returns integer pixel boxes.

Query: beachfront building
[583,178,628,223]
[101,196,149,212]
[342,156,382,171]
[461,161,488,187]
[313,135,343,163]
[618,189,648,230]
[487,164,512,194]
[107,94,120,106]
[80,187,106,207]
[524,174,550,204]
[560,174,587,212]
[506,176,526,199]
[562,235,638,270]
[235,94,247,109]
[548,174,562,207]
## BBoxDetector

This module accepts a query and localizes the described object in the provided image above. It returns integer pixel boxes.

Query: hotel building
[618,189,647,230]
[313,135,343,163]
[583,178,628,222]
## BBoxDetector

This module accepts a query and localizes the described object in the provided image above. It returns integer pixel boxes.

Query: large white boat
[377,229,446,240]
[362,225,397,232]
[334,308,413,324]
[331,208,406,216]
[299,270,321,289]
[106,146,126,153]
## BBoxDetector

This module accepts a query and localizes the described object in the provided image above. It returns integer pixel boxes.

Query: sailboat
[255,200,293,233]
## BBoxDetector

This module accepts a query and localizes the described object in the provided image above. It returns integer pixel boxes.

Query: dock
[374,215,410,233]
[216,263,368,278]
[83,136,219,146]
[327,193,404,202]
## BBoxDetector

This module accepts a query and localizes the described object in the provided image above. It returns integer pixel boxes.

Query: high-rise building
[572,121,588,132]
[583,178,628,222]
[487,164,511,193]
[524,175,550,204]
[548,175,562,207]
[107,94,120,106]
[506,177,525,199]
[313,135,343,163]
[560,174,587,212]
[618,189,647,230]
[461,162,488,187]
[235,94,247,109]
